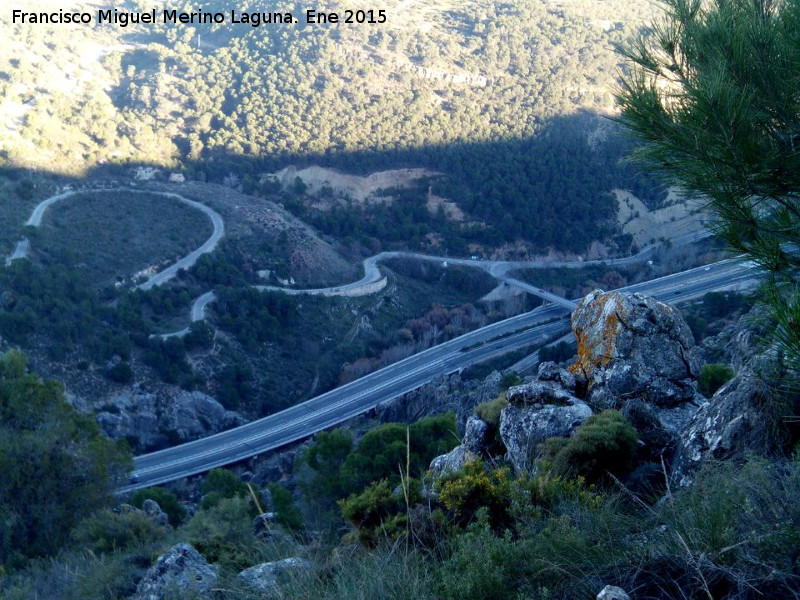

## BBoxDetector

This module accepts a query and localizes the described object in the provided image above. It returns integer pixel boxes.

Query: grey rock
[571,290,699,408]
[142,499,169,527]
[673,370,781,486]
[463,416,490,454]
[597,585,631,600]
[96,389,245,451]
[698,305,769,371]
[507,380,578,407]
[133,543,218,600]
[236,557,312,595]
[429,445,476,478]
[537,361,577,390]
[428,417,489,479]
[500,401,593,473]
[253,512,278,535]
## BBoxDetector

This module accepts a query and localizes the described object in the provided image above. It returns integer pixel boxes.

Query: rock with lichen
[133,543,217,600]
[570,290,699,409]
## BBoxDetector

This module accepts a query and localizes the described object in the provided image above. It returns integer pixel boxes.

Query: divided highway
[121,256,758,493]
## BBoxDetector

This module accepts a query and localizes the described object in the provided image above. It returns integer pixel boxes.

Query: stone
[96,389,245,451]
[507,380,577,407]
[429,445,476,478]
[672,370,782,485]
[537,361,577,391]
[141,499,169,527]
[428,416,490,479]
[500,401,593,473]
[570,290,699,408]
[597,585,631,600]
[236,557,312,594]
[252,512,278,535]
[133,543,217,600]
[462,416,490,454]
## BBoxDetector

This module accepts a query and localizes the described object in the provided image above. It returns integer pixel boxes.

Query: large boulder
[96,389,245,451]
[429,416,489,478]
[237,557,312,595]
[500,380,592,472]
[672,370,783,485]
[141,499,169,527]
[133,543,218,600]
[570,290,700,408]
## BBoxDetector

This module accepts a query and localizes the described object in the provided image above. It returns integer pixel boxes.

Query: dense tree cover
[617,0,800,366]
[0,259,200,386]
[2,0,668,253]
[0,351,131,568]
[213,286,297,348]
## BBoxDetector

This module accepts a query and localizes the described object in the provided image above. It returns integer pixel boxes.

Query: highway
[121,255,758,493]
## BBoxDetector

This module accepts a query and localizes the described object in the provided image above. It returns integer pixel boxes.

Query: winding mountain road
[159,237,713,338]
[6,187,225,290]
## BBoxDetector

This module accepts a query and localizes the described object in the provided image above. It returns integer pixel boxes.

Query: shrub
[698,363,735,397]
[437,460,512,530]
[340,479,413,546]
[474,394,508,456]
[130,487,186,527]
[547,410,639,483]
[474,394,507,428]
[106,361,133,383]
[71,508,166,553]
[266,483,304,531]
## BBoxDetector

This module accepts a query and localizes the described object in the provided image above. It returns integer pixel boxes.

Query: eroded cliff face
[570,290,700,408]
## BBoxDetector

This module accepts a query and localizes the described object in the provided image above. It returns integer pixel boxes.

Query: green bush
[71,508,166,553]
[498,372,521,391]
[474,394,508,456]
[474,394,507,428]
[437,460,512,530]
[183,495,260,571]
[266,483,304,531]
[340,479,415,546]
[106,361,133,383]
[130,487,186,527]
[547,410,639,483]
[0,350,131,565]
[698,363,735,397]
[303,415,458,509]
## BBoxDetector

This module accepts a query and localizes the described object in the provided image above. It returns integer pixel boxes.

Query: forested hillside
[1,0,664,253]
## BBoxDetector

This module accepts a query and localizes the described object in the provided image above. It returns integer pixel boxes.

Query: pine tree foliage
[616,0,800,365]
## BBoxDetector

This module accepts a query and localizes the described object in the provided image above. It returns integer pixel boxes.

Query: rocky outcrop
[429,416,490,477]
[96,389,245,450]
[463,415,490,454]
[500,380,593,472]
[252,512,278,535]
[570,290,699,408]
[133,543,218,600]
[236,557,312,595]
[142,499,169,527]
[672,370,782,485]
